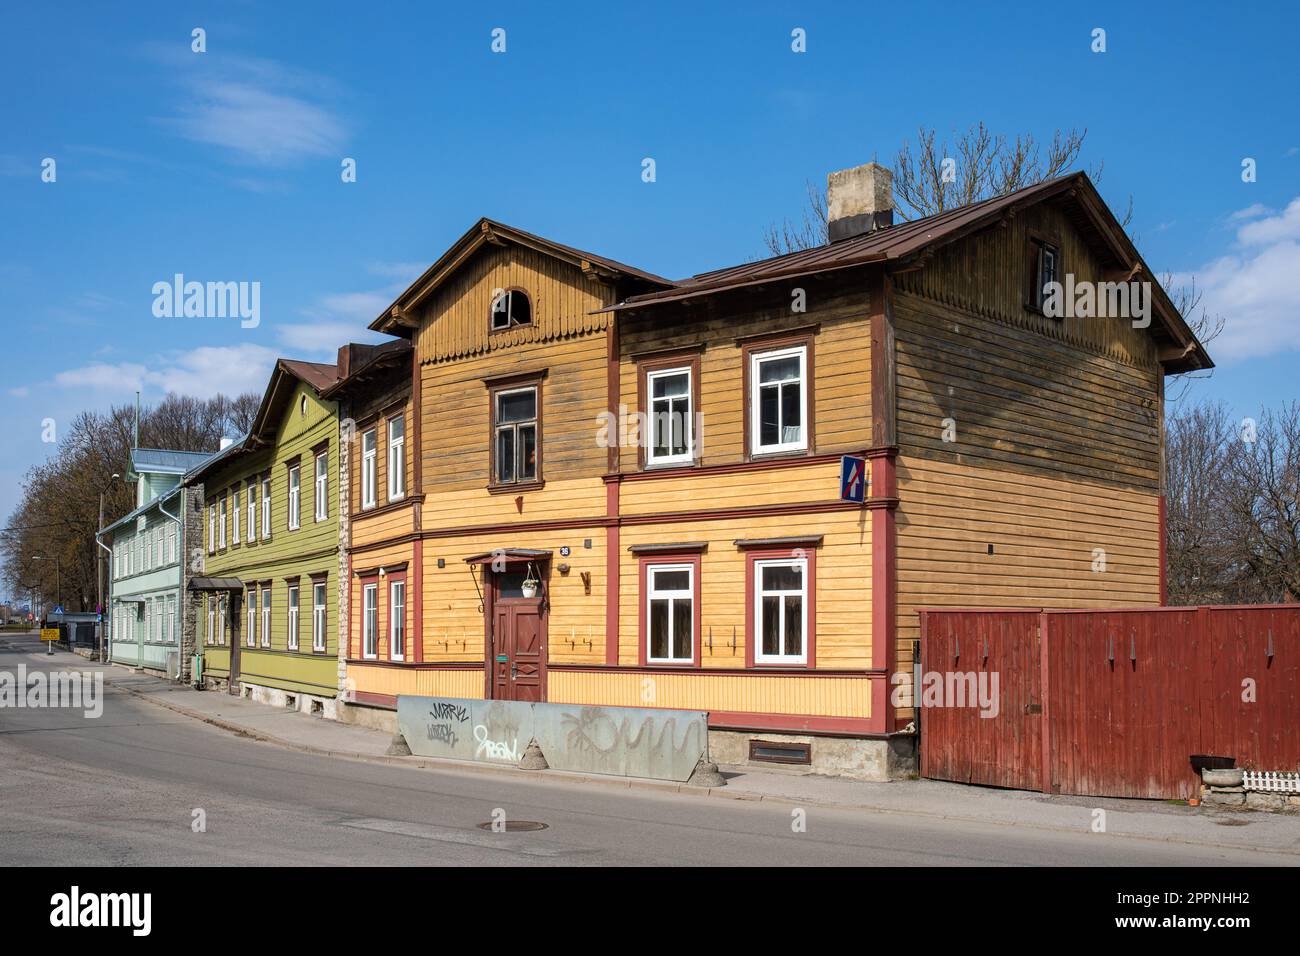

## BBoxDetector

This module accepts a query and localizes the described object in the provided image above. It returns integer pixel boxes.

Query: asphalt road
[0,636,1287,867]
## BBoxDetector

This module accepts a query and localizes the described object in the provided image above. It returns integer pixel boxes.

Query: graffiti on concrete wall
[396,695,707,781]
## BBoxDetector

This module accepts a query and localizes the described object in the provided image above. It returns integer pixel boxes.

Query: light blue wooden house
[101,447,216,678]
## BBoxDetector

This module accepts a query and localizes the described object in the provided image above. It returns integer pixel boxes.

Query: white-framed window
[261,586,271,648]
[388,416,405,501]
[389,579,405,661]
[489,288,531,330]
[113,542,119,579]
[312,582,327,653]
[493,386,538,484]
[646,367,693,465]
[167,596,176,643]
[362,583,378,659]
[247,480,257,541]
[247,589,257,648]
[167,522,176,564]
[232,490,241,543]
[314,451,328,521]
[361,429,377,508]
[751,345,807,455]
[287,584,300,652]
[261,477,271,539]
[207,598,215,646]
[754,558,808,664]
[219,497,227,549]
[646,564,694,663]
[143,532,152,571]
[208,505,216,554]
[156,526,165,566]
[217,596,226,645]
[288,464,301,530]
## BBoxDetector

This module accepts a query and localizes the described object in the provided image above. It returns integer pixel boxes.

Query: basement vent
[286,695,297,710]
[749,740,812,766]
[310,700,324,717]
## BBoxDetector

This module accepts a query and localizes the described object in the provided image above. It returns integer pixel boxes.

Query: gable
[415,241,615,364]
[893,197,1159,370]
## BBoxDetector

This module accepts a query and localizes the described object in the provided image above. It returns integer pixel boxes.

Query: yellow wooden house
[340,166,1211,776]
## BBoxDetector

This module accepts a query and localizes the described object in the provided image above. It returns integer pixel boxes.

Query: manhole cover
[1214,818,1251,827]
[477,821,548,832]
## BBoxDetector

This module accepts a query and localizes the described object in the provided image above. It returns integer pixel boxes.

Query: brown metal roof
[602,172,1211,373]
[280,359,340,393]
[320,340,412,399]
[370,217,676,336]
[614,175,1087,310]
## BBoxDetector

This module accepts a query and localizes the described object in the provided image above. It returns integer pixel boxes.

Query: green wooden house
[185,359,343,715]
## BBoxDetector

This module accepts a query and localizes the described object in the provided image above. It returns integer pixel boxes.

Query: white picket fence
[1242,770,1300,793]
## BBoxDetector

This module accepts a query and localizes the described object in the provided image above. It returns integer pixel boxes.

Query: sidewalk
[80,652,1300,858]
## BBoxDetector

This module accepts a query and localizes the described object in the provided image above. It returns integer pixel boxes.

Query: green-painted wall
[198,380,339,697]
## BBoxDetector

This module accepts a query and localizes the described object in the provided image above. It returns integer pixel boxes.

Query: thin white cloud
[278,320,385,355]
[53,344,278,400]
[153,50,347,167]
[276,263,422,356]
[1228,202,1274,222]
[1174,198,1300,361]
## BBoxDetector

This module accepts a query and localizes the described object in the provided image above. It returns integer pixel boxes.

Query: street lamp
[95,473,121,662]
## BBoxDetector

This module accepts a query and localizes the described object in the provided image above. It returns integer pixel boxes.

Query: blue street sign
[839,455,867,503]
[53,605,65,615]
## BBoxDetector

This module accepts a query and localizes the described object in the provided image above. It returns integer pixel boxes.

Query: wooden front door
[487,568,547,702]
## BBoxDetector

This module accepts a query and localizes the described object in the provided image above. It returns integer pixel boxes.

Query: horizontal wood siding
[620,507,871,669]
[348,662,483,700]
[893,290,1161,492]
[549,670,871,719]
[419,528,607,667]
[618,286,871,468]
[895,456,1161,715]
[348,540,416,662]
[199,379,340,695]
[420,333,609,525]
[619,458,846,515]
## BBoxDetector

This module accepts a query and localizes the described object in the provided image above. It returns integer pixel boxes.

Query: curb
[107,678,1300,858]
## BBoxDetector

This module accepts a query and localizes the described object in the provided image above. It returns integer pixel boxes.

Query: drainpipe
[158,489,185,682]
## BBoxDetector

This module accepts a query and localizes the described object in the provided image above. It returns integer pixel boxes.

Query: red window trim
[744,546,817,668]
[741,330,817,462]
[637,551,703,668]
[357,573,380,660]
[385,568,409,663]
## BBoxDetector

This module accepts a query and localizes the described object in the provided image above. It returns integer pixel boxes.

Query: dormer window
[490,289,531,331]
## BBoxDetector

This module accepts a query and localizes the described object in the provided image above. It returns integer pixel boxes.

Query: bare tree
[1165,401,1235,604]
[1220,404,1300,602]
[1,390,262,612]
[763,124,1092,255]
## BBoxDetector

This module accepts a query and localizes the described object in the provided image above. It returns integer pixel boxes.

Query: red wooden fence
[919,605,1300,799]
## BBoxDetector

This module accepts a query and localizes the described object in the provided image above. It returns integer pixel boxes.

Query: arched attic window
[490,288,532,331]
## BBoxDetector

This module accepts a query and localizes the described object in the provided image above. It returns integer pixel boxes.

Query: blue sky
[2,0,1297,530]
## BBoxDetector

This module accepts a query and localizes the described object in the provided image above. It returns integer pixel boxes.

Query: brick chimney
[827,162,894,241]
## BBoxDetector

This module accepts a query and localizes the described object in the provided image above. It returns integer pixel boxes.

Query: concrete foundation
[203,676,340,720]
[708,729,917,781]
[338,700,400,733]
[337,701,917,781]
